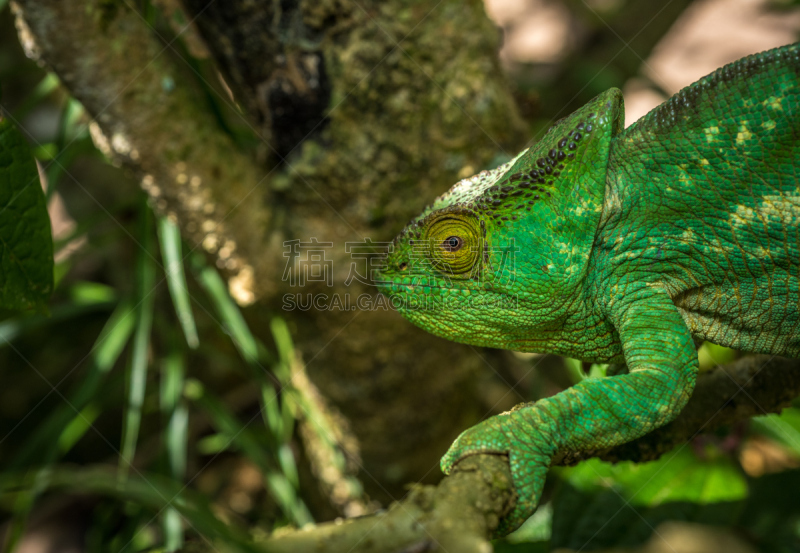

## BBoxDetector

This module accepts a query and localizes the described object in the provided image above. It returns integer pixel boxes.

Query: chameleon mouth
[374,276,468,294]
[375,277,520,319]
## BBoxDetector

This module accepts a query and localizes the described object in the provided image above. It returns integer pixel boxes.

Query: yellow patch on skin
[603,186,622,214]
[677,164,691,186]
[556,240,571,255]
[736,122,752,146]
[699,159,710,166]
[730,204,755,228]
[704,126,719,143]
[730,195,800,229]
[763,120,777,131]
[763,96,783,111]
[760,194,800,226]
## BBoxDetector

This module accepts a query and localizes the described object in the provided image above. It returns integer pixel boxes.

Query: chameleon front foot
[441,406,556,536]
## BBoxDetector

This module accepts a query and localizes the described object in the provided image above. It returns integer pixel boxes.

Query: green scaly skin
[376,43,800,535]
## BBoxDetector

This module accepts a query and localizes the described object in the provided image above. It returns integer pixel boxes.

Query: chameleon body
[375,43,800,534]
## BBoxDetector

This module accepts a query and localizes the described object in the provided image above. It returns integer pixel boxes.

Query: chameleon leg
[442,286,698,534]
[440,402,557,535]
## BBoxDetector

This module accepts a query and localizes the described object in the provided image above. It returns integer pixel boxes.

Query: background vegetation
[1,0,800,551]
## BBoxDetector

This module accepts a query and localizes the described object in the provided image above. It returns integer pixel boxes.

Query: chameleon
[375,43,800,535]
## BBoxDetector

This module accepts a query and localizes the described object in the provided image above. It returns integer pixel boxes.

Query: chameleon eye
[424,212,481,278]
[442,236,463,252]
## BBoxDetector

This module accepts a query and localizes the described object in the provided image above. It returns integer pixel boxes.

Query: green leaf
[0,117,54,311]
[697,342,738,372]
[749,407,800,457]
[94,299,137,373]
[161,352,189,477]
[162,507,183,553]
[502,502,552,545]
[561,446,747,505]
[57,403,101,453]
[550,446,748,549]
[32,143,57,161]
[270,317,294,381]
[563,357,585,383]
[69,280,117,305]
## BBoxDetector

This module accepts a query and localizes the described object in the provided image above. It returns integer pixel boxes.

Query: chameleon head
[375,89,625,351]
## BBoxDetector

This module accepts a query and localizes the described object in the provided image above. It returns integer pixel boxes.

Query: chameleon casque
[375,43,800,534]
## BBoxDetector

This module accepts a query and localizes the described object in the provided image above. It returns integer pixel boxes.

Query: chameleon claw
[441,406,556,535]
[378,41,800,543]
[440,416,513,475]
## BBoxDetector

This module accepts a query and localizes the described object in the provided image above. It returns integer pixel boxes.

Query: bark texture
[265,454,513,553]
[12,1,799,549]
[259,356,800,552]
[11,0,528,507]
[12,0,272,304]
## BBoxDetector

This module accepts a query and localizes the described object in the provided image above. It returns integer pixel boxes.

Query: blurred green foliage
[0,5,311,546]
[1,1,800,552]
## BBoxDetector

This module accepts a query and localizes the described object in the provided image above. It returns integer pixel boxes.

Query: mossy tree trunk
[11,0,528,508]
[10,0,730,535]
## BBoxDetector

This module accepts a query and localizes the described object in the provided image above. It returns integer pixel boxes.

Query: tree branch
[12,0,276,303]
[265,454,513,553]
[10,0,535,511]
[259,356,800,551]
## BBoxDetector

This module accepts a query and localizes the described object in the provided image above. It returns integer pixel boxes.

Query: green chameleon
[376,43,800,534]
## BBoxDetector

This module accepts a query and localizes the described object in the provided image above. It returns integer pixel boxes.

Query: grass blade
[191,253,257,363]
[5,292,135,553]
[94,300,137,373]
[191,381,313,527]
[119,204,156,479]
[10,299,135,469]
[11,73,59,121]
[0,295,114,346]
[0,466,263,553]
[157,217,199,349]
[160,350,188,551]
[269,317,293,382]
[57,403,100,453]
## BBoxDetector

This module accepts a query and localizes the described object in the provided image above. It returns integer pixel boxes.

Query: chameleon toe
[377,43,800,538]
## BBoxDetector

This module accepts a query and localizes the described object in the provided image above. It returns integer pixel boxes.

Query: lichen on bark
[12,0,529,511]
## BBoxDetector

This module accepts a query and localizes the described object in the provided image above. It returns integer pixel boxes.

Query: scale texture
[376,43,800,534]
